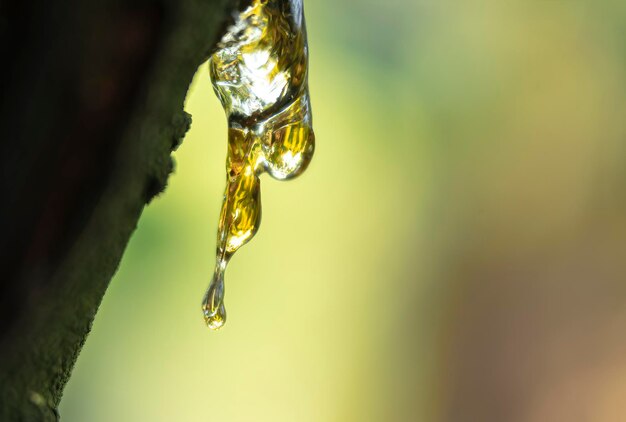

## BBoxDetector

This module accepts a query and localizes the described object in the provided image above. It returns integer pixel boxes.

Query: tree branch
[0,0,249,419]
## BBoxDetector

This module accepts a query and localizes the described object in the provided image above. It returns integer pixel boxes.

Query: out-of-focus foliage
[61,1,626,421]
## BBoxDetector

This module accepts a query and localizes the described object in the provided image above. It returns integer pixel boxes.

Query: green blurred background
[61,1,626,421]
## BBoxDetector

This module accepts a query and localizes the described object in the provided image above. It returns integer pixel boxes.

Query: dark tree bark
[0,0,249,419]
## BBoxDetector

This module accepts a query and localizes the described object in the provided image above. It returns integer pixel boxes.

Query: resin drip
[202,0,315,329]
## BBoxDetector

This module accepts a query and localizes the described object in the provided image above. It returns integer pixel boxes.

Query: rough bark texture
[0,0,249,420]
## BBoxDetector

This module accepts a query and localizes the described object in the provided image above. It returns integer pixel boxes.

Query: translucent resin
[202,0,314,329]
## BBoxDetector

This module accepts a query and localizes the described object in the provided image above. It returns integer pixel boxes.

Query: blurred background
[60,1,626,421]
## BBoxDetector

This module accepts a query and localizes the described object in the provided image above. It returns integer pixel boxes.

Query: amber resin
[202,0,315,329]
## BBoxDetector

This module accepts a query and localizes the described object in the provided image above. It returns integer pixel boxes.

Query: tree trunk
[0,0,248,419]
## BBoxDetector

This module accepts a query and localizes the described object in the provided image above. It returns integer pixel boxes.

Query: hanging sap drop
[202,0,315,330]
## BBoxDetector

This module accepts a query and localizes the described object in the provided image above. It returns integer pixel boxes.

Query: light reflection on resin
[202,0,315,330]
